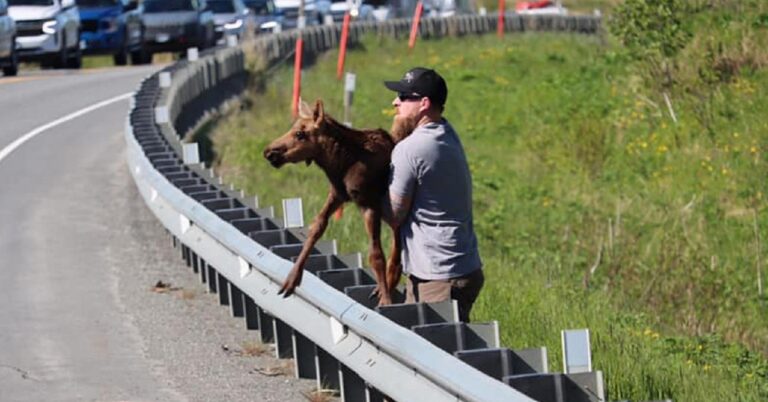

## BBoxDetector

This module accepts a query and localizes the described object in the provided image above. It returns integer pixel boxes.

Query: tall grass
[207,5,768,400]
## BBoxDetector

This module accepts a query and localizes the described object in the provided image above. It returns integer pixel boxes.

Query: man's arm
[382,192,412,227]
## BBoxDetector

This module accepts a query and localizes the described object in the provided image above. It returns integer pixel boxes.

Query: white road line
[0,92,134,165]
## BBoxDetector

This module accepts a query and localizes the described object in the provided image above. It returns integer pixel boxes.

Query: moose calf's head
[263,100,327,168]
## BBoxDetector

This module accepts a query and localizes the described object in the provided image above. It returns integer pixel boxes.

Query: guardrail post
[314,346,340,391]
[207,265,218,293]
[293,331,317,378]
[191,251,199,273]
[217,273,230,305]
[198,258,207,284]
[244,296,260,330]
[273,318,294,358]
[229,283,245,317]
[257,309,275,343]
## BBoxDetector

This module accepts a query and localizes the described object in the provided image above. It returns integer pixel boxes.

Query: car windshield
[76,0,118,7]
[207,0,235,13]
[143,0,194,13]
[8,0,55,6]
[243,0,272,15]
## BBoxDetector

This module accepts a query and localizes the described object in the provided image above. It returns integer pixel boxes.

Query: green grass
[206,4,768,400]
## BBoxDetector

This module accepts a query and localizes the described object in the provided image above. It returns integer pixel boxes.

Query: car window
[207,0,235,13]
[243,0,273,15]
[8,0,55,5]
[143,0,194,12]
[76,0,119,7]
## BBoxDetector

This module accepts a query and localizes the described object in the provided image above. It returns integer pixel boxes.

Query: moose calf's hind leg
[385,227,402,293]
[363,208,391,306]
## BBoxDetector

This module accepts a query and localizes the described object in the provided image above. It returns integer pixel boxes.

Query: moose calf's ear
[298,100,313,119]
[313,99,325,123]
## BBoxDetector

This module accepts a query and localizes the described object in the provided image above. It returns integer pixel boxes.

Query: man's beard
[391,114,419,143]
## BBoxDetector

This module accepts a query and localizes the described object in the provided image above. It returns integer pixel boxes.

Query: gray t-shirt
[389,119,482,280]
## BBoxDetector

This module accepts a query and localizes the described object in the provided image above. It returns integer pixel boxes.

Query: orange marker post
[292,37,304,117]
[337,12,351,80]
[497,0,505,37]
[408,1,423,50]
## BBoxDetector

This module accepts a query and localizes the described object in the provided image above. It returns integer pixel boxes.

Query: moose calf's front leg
[279,192,344,297]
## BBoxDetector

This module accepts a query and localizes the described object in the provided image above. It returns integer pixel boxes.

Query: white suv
[9,0,82,69]
[0,0,19,76]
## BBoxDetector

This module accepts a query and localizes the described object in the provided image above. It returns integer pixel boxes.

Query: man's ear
[298,99,312,119]
[419,97,432,114]
[313,99,325,124]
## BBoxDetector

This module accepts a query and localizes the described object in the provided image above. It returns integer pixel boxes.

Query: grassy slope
[208,4,768,401]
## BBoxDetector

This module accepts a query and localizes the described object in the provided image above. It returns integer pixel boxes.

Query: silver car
[207,0,250,44]
[0,0,18,76]
[9,0,82,69]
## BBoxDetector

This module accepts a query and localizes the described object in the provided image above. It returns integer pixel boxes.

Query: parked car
[140,0,215,61]
[387,0,472,19]
[515,0,567,15]
[76,0,143,65]
[243,0,282,34]
[0,0,19,76]
[327,0,374,23]
[207,0,249,44]
[272,0,328,29]
[9,0,82,69]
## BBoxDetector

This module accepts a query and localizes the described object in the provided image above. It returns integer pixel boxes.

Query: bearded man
[382,67,484,323]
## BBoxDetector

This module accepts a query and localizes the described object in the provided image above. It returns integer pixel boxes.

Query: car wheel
[113,48,128,66]
[67,40,82,69]
[130,47,151,65]
[2,39,19,76]
[53,37,68,69]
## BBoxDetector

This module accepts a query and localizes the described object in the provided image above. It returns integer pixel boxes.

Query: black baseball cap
[384,67,448,107]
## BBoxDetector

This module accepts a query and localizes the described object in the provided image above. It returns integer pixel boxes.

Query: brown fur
[263,100,401,305]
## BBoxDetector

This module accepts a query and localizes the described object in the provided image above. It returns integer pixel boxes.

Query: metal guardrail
[125,14,605,402]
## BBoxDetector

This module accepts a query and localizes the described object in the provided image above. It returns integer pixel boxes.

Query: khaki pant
[405,269,485,322]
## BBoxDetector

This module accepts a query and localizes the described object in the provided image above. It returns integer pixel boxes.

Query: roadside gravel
[107,158,323,402]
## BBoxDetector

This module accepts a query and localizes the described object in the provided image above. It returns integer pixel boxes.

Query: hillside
[205,1,768,399]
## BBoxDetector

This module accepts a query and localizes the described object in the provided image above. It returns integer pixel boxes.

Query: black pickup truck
[138,0,215,62]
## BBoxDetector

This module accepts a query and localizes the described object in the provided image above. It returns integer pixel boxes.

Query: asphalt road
[0,68,315,401]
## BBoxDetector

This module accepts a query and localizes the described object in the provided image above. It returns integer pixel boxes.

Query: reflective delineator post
[337,12,351,80]
[408,1,423,50]
[292,38,304,117]
[497,0,505,37]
